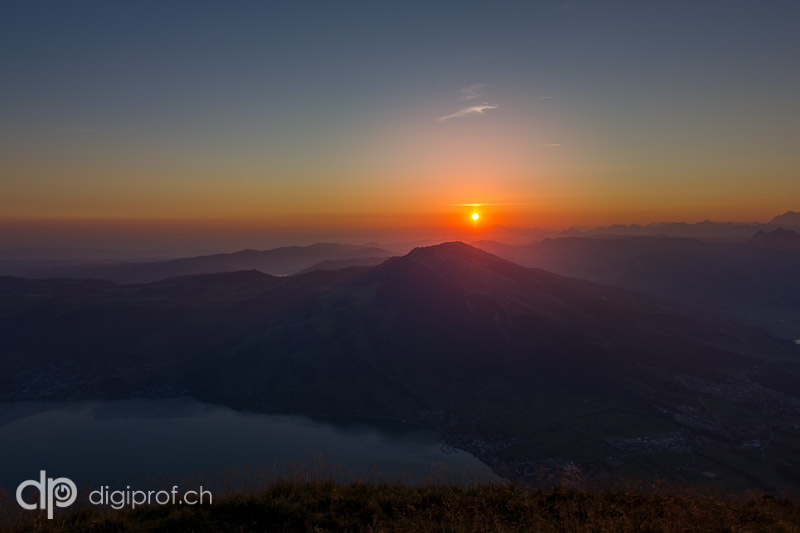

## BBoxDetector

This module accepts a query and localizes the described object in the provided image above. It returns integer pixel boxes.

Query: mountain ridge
[0,243,396,282]
[748,228,800,251]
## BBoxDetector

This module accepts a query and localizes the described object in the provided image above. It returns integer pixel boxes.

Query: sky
[1,1,799,252]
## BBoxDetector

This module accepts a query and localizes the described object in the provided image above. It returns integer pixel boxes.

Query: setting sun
[472,212,480,221]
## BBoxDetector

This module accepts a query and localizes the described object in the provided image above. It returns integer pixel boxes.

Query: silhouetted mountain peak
[406,241,494,261]
[389,242,526,278]
[770,210,800,226]
[363,241,570,302]
[748,227,800,250]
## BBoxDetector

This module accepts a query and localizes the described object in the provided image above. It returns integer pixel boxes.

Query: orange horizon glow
[0,199,793,232]
[0,201,795,259]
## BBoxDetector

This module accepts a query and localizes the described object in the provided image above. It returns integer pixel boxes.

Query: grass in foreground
[3,481,800,532]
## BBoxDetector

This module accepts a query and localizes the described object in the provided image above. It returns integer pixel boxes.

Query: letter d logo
[16,470,77,519]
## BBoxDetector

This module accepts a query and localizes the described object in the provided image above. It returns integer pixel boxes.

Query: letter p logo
[16,471,77,519]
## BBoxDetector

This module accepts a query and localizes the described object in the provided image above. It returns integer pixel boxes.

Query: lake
[0,397,496,492]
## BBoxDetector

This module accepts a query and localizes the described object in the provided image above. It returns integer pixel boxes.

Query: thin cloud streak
[458,83,486,101]
[437,103,498,122]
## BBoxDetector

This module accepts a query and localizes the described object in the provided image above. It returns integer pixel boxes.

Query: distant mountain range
[748,228,800,251]
[2,210,799,281]
[567,210,800,240]
[2,242,799,490]
[478,210,800,243]
[563,220,766,240]
[6,229,799,341]
[0,243,397,282]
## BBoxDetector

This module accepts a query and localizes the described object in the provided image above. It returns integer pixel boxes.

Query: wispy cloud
[538,96,553,100]
[437,84,498,122]
[458,84,486,101]
[437,103,498,122]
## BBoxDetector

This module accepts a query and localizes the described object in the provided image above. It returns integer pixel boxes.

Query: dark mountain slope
[203,243,794,407]
[0,266,370,397]
[297,255,394,274]
[474,236,800,338]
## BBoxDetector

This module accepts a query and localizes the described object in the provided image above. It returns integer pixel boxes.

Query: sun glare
[471,212,480,221]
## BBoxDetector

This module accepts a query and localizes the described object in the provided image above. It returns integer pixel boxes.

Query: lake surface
[0,397,496,492]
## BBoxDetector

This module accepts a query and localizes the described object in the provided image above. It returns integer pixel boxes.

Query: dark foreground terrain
[3,480,800,532]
